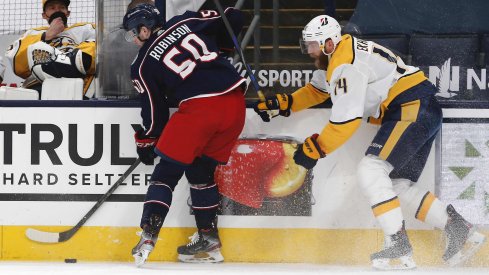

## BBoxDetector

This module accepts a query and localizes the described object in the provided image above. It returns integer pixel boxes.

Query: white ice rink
[0,262,488,275]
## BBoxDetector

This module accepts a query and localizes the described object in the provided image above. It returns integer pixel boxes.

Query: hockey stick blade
[25,158,142,243]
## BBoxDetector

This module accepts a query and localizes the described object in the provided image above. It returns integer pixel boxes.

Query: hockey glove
[293,134,326,170]
[253,93,293,122]
[134,129,158,165]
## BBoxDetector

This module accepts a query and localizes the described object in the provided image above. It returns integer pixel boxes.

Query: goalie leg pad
[27,41,58,81]
[357,154,403,235]
[28,42,88,81]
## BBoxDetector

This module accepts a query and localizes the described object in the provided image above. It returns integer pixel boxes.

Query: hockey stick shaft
[26,158,141,243]
[212,0,261,96]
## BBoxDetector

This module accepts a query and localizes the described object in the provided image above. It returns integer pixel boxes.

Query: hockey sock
[392,178,448,229]
[372,196,404,235]
[415,191,448,229]
[358,155,404,235]
[140,181,174,229]
[190,182,219,230]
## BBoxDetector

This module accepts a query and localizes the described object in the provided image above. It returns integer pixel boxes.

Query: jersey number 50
[163,33,218,79]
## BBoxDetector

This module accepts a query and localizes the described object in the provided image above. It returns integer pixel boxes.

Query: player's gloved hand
[253,93,293,122]
[293,134,326,170]
[134,129,158,165]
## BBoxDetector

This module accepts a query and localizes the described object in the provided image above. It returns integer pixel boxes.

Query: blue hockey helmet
[123,3,164,41]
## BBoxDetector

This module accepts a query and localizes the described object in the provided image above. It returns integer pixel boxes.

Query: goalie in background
[123,1,246,267]
[254,15,486,270]
[4,0,96,98]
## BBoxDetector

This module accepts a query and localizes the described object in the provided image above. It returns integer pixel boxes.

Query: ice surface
[0,262,488,275]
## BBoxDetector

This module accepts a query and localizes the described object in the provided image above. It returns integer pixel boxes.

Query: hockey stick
[212,0,278,120]
[25,158,142,243]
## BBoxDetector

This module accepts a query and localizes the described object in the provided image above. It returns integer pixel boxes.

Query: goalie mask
[300,15,341,55]
[123,3,164,42]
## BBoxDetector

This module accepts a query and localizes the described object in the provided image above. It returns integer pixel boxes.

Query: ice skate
[371,221,416,270]
[443,204,486,267]
[132,215,162,267]
[177,228,224,263]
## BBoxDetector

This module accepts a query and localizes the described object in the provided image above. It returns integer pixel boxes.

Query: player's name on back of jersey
[149,24,192,61]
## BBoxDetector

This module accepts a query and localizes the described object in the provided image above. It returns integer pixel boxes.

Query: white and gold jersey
[5,23,96,94]
[291,34,428,154]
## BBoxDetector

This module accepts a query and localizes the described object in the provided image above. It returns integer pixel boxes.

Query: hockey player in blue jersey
[123,2,246,266]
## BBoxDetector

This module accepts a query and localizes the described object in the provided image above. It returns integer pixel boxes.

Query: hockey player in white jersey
[254,15,486,270]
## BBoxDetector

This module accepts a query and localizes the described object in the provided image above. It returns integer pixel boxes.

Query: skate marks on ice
[0,262,488,275]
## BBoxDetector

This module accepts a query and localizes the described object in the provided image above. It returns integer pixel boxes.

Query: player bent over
[254,15,486,270]
[122,3,246,266]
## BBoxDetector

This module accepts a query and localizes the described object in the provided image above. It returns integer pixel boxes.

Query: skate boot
[443,204,486,266]
[132,214,163,267]
[371,221,416,270]
[177,228,224,263]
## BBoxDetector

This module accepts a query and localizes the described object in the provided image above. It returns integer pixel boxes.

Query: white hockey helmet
[300,15,341,55]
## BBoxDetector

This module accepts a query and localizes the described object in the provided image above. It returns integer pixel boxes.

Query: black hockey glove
[293,134,326,170]
[253,93,293,122]
[134,129,158,165]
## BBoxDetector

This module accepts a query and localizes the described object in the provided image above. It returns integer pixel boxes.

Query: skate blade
[372,255,416,270]
[178,249,224,263]
[133,249,151,267]
[446,231,486,267]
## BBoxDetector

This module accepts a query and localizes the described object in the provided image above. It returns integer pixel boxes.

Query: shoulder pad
[327,34,354,82]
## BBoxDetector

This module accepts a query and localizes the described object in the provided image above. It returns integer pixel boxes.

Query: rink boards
[0,102,488,266]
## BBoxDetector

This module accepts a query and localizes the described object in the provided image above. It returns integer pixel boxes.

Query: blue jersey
[131,8,246,137]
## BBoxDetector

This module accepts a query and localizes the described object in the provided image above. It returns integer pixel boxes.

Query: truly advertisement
[0,123,151,187]
[0,119,151,192]
[0,106,435,229]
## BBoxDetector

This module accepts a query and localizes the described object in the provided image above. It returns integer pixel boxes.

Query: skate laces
[186,232,201,247]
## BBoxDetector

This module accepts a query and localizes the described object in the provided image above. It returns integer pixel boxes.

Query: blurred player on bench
[4,0,96,98]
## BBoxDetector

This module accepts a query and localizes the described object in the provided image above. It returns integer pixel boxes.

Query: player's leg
[359,95,442,269]
[357,153,414,270]
[390,135,449,230]
[392,146,486,266]
[177,156,223,263]
[388,96,485,266]
[390,133,448,230]
[175,88,245,262]
[27,41,91,81]
[132,108,202,266]
[393,178,486,266]
[132,159,187,267]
